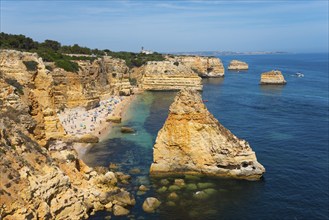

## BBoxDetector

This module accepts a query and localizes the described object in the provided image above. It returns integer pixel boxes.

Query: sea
[82,53,329,220]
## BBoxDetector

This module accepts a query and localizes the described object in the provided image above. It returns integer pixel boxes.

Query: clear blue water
[84,53,329,219]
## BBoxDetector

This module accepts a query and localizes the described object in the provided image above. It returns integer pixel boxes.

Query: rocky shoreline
[0,49,227,219]
[0,48,278,219]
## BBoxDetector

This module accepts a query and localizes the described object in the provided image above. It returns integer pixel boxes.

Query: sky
[1,0,328,53]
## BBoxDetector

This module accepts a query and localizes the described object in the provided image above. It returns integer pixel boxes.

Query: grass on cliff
[106,51,165,68]
[1,32,166,71]
[23,61,38,71]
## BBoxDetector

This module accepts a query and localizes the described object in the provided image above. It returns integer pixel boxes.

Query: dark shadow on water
[202,77,224,85]
[81,138,153,170]
[259,84,285,95]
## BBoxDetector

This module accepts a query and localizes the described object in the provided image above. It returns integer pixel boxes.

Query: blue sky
[1,0,328,53]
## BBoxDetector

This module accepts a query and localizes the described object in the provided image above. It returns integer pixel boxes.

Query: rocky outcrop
[142,197,161,213]
[0,50,136,219]
[140,61,202,91]
[260,70,286,85]
[228,60,248,70]
[52,56,132,110]
[150,89,265,180]
[0,119,135,219]
[0,50,66,144]
[167,56,225,78]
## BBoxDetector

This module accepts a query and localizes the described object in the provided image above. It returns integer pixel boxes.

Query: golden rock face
[167,56,225,78]
[228,60,249,70]
[140,61,203,91]
[260,70,287,85]
[0,50,66,142]
[150,89,265,180]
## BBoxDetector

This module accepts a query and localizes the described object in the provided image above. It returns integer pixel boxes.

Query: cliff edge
[150,89,265,180]
[167,56,225,78]
[140,61,202,91]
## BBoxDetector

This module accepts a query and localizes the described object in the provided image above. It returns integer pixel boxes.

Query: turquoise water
[85,53,328,219]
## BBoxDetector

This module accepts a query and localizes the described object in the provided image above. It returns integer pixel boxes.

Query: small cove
[84,53,328,219]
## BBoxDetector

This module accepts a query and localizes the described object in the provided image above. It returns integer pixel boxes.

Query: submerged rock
[150,88,265,180]
[167,192,179,200]
[186,183,198,191]
[120,126,135,133]
[156,186,168,193]
[197,182,215,189]
[193,191,209,200]
[160,179,170,186]
[260,70,286,85]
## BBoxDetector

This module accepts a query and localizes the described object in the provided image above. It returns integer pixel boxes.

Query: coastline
[58,94,137,157]
[97,94,136,141]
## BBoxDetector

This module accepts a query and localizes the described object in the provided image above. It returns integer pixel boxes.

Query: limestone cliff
[0,78,135,220]
[260,70,286,85]
[150,89,265,180]
[0,50,65,144]
[167,55,225,78]
[52,56,132,110]
[228,60,249,70]
[140,61,202,91]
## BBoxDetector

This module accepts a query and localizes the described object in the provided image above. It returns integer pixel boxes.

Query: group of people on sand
[58,96,124,136]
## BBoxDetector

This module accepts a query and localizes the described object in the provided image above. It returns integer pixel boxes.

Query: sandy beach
[58,94,136,143]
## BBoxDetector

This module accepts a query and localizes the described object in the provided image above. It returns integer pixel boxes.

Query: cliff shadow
[202,77,224,85]
[259,84,285,95]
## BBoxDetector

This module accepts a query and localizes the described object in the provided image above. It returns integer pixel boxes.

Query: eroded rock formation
[260,70,286,85]
[167,55,225,78]
[51,56,132,110]
[0,50,136,219]
[150,89,265,180]
[0,50,66,144]
[228,60,249,70]
[140,61,202,91]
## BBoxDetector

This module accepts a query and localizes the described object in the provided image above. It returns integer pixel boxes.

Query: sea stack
[140,61,202,91]
[150,88,265,181]
[260,70,286,85]
[166,56,225,78]
[228,60,249,70]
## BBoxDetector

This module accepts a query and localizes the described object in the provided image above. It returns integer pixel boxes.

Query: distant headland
[171,50,288,56]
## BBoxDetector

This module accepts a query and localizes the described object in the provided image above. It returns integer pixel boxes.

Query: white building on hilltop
[140,46,154,54]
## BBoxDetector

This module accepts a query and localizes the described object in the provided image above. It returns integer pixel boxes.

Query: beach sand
[58,94,136,156]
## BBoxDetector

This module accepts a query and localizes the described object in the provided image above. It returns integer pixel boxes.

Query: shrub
[55,60,80,72]
[66,154,75,161]
[4,78,23,95]
[174,61,179,66]
[129,78,137,86]
[23,61,38,71]
[45,65,53,71]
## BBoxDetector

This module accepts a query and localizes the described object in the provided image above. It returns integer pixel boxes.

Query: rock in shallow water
[150,88,265,180]
[142,197,161,213]
[120,126,135,133]
[113,205,130,216]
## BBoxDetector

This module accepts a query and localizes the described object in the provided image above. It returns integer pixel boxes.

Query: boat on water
[295,72,304,77]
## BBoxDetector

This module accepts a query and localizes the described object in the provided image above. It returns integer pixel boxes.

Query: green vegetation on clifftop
[0,32,165,71]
